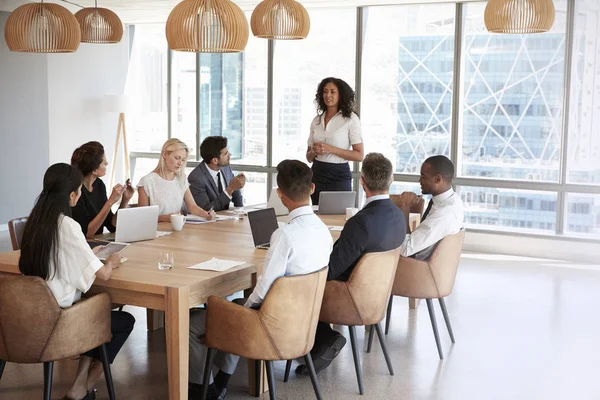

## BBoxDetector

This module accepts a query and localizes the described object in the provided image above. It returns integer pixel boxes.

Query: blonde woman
[137,139,215,222]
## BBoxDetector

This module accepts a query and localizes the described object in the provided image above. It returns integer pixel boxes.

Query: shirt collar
[204,162,220,179]
[364,194,390,207]
[288,205,314,221]
[320,110,342,124]
[432,188,454,205]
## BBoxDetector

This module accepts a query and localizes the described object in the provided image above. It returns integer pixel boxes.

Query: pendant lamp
[74,0,123,44]
[251,0,310,40]
[484,0,555,34]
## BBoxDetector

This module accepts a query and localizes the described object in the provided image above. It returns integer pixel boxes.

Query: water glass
[158,251,174,270]
[233,206,244,220]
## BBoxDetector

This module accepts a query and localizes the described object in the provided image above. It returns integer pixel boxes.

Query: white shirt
[245,205,333,307]
[400,188,464,260]
[46,215,104,308]
[364,194,390,207]
[204,162,231,200]
[137,172,189,215]
[308,111,362,164]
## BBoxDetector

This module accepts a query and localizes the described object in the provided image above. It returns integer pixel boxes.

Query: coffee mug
[345,207,359,220]
[170,214,186,231]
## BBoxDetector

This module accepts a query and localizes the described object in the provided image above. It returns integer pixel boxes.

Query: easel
[109,112,131,188]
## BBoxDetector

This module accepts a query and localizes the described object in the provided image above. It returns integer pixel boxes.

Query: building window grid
[130,1,598,241]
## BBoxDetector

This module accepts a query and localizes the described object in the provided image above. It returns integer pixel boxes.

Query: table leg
[147,309,165,331]
[409,298,420,309]
[166,286,190,400]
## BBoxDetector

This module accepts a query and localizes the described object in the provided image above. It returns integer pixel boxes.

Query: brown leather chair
[384,230,465,360]
[202,267,328,400]
[284,248,401,395]
[8,217,28,251]
[0,275,117,400]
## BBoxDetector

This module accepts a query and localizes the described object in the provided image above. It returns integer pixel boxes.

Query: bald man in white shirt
[396,155,464,260]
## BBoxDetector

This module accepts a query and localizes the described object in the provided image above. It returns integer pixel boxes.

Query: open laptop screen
[247,208,279,247]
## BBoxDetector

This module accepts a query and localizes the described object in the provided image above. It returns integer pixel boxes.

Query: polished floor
[2,251,600,400]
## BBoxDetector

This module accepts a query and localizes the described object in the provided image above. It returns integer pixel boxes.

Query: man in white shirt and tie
[187,160,333,400]
[396,155,464,260]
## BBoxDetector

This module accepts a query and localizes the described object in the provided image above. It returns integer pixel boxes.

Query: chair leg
[283,360,292,382]
[426,299,444,360]
[366,325,375,353]
[348,325,364,395]
[303,354,323,400]
[99,344,116,400]
[0,359,6,381]
[201,348,215,400]
[438,298,455,343]
[374,323,394,375]
[385,296,393,335]
[43,361,54,400]
[254,359,261,397]
[265,360,276,400]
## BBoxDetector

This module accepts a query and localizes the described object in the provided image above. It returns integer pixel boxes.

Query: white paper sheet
[187,258,246,272]
[156,231,172,237]
[327,226,344,231]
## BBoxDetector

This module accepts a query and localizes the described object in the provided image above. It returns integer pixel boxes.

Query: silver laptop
[318,191,356,215]
[115,205,159,243]
[247,208,279,249]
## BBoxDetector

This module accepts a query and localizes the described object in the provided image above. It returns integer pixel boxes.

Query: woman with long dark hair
[19,163,135,400]
[71,141,135,239]
[306,77,364,205]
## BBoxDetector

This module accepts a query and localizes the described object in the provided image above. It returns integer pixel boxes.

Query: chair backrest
[0,275,112,363]
[392,230,465,299]
[320,247,401,326]
[257,266,328,359]
[0,275,62,362]
[8,217,28,251]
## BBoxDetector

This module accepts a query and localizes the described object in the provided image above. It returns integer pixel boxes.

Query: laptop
[266,187,314,216]
[247,208,279,249]
[114,205,160,243]
[318,191,357,215]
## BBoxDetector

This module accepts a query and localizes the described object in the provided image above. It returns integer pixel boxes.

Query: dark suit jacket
[328,198,406,281]
[188,163,243,211]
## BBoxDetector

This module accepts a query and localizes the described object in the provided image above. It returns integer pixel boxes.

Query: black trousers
[311,160,352,205]
[310,322,341,358]
[83,311,135,364]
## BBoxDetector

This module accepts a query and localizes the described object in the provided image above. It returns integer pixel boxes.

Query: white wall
[0,11,50,223]
[0,11,131,225]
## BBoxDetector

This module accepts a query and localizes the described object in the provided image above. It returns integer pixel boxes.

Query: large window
[171,52,197,155]
[460,2,568,182]
[272,8,357,164]
[568,0,600,185]
[362,4,455,173]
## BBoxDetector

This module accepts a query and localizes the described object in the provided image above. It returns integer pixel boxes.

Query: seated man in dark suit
[188,136,245,211]
[296,152,407,375]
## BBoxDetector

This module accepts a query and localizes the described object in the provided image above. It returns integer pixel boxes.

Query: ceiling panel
[0,0,477,24]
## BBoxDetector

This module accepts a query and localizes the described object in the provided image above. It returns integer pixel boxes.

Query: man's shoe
[296,333,347,376]
[188,382,203,400]
[207,383,227,400]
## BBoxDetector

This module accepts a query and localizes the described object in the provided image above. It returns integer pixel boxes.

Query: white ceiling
[0,0,480,24]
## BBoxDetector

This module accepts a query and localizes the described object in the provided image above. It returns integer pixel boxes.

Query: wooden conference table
[0,210,347,400]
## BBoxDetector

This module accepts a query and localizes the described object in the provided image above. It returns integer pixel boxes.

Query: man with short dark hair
[396,155,464,260]
[188,160,333,400]
[296,152,406,376]
[188,136,245,212]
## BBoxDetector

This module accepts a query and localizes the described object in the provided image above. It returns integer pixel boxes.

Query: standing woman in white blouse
[306,77,364,205]
[19,163,135,400]
[137,138,215,222]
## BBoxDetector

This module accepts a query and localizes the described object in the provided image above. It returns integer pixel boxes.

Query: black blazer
[188,163,243,211]
[328,198,406,281]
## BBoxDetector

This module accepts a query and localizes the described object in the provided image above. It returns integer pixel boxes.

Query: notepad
[187,258,246,272]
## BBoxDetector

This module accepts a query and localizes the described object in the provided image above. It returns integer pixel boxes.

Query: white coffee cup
[345,207,359,220]
[170,214,186,231]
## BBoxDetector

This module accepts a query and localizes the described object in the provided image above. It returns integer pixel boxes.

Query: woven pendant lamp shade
[4,2,81,53]
[74,5,123,44]
[484,0,555,34]
[166,0,249,53]
[251,0,310,40]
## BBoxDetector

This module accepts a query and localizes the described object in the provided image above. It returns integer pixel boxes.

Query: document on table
[186,215,235,224]
[327,226,344,231]
[156,231,171,237]
[187,258,246,272]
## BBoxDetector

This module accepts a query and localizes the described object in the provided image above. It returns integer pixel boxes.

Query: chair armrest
[204,296,280,360]
[41,293,112,362]
[392,256,441,299]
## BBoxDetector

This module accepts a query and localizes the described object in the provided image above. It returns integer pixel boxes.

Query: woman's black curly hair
[314,77,356,120]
